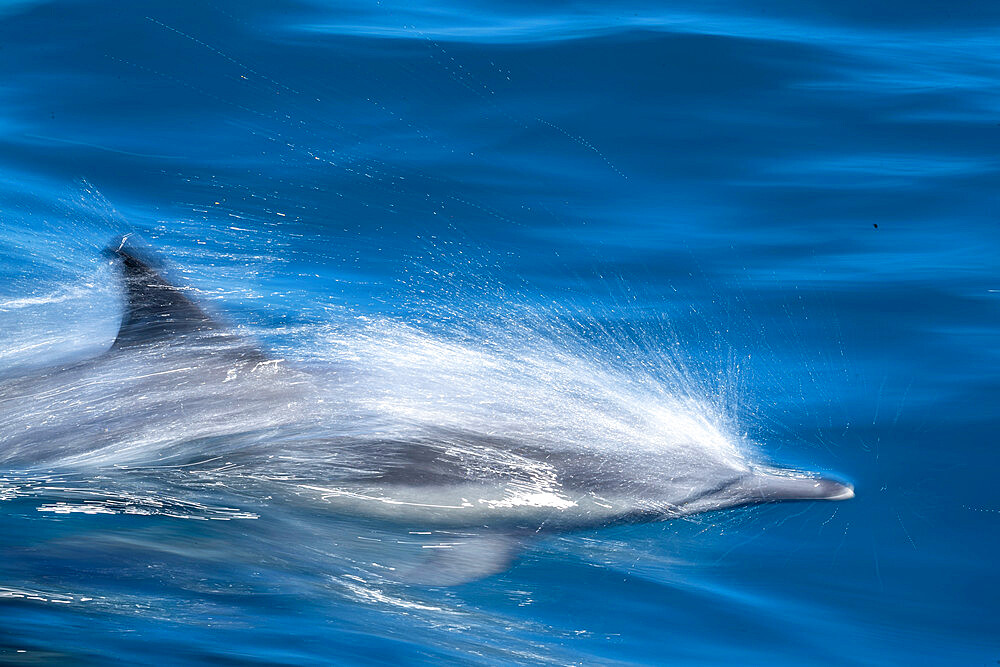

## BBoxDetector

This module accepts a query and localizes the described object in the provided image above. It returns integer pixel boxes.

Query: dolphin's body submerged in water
[0,243,853,584]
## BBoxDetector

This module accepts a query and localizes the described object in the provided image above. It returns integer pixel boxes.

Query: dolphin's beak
[751,469,856,502]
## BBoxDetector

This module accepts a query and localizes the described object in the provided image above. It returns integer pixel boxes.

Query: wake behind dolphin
[0,241,853,584]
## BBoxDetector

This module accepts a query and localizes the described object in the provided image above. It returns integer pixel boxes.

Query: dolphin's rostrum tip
[826,481,855,501]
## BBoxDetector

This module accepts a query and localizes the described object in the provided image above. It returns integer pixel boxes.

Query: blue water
[1,0,998,664]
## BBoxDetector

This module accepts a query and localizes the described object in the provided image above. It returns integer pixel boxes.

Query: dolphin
[0,241,854,584]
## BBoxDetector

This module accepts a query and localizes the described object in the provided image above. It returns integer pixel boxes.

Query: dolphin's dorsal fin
[106,241,263,358]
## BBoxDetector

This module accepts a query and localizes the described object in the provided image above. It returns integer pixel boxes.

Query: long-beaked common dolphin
[0,241,854,585]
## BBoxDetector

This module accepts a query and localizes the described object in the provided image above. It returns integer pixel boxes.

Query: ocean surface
[0,0,998,664]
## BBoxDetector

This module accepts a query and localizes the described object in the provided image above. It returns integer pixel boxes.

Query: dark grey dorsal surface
[106,242,264,360]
